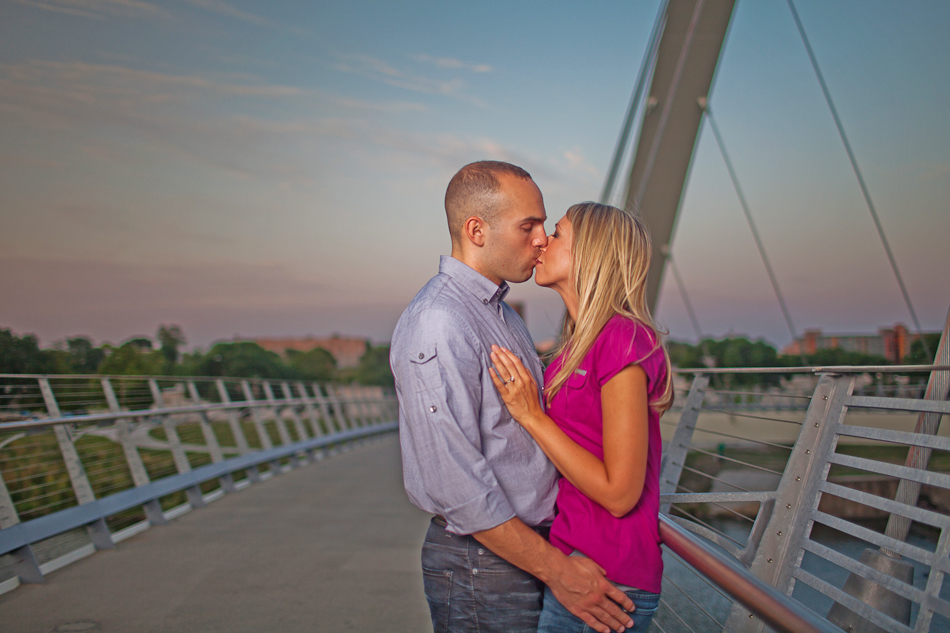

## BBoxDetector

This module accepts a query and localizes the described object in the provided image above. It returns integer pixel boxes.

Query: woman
[489,202,673,633]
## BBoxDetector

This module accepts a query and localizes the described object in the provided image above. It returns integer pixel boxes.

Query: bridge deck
[0,435,432,633]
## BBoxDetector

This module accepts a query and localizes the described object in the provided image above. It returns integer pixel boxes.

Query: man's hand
[546,552,635,633]
[473,519,634,633]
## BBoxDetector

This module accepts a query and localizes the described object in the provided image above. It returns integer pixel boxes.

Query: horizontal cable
[699,408,804,425]
[685,445,784,476]
[706,389,812,400]
[690,427,795,450]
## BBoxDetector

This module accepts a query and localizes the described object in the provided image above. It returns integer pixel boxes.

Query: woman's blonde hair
[545,202,673,414]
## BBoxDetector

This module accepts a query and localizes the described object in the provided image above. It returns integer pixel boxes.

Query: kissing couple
[391,160,673,633]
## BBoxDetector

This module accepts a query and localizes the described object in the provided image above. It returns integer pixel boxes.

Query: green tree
[157,324,186,369]
[354,344,394,387]
[286,347,337,382]
[905,333,942,365]
[0,329,54,374]
[193,342,290,379]
[98,341,164,376]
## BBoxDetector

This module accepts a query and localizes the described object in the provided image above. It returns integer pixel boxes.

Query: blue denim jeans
[421,518,544,633]
[538,584,660,633]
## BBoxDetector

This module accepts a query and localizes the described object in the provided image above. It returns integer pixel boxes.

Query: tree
[98,341,164,376]
[193,342,290,379]
[0,328,53,374]
[905,333,942,366]
[354,345,394,387]
[287,347,337,382]
[157,324,186,368]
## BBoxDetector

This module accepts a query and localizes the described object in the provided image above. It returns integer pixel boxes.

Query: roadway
[0,435,433,632]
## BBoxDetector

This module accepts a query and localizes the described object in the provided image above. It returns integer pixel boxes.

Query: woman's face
[534,213,572,290]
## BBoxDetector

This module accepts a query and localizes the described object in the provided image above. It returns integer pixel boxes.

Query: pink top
[546,315,667,592]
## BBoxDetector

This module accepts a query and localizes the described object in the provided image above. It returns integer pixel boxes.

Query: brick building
[780,323,926,363]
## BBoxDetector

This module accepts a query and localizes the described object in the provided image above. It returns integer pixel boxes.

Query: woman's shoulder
[598,314,657,348]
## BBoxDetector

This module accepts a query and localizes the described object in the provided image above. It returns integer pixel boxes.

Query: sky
[1,0,948,352]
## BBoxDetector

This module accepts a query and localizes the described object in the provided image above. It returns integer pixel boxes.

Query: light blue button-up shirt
[391,256,558,535]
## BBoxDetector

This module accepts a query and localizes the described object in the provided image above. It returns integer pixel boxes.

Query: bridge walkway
[0,435,432,633]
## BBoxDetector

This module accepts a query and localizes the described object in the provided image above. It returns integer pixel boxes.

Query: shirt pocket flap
[409,345,442,388]
[566,368,589,389]
[409,346,438,365]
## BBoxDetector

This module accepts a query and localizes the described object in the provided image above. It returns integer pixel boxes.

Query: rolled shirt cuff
[441,486,517,535]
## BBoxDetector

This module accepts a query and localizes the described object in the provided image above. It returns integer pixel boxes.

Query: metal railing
[0,374,398,594]
[653,363,950,633]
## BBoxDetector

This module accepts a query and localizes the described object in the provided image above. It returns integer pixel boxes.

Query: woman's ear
[463,216,486,247]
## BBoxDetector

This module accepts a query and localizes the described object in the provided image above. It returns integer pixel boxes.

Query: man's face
[482,174,548,284]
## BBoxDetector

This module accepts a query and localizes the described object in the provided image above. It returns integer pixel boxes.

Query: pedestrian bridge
[0,361,948,633]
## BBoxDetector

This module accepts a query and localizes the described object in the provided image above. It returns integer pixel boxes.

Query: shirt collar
[439,255,510,306]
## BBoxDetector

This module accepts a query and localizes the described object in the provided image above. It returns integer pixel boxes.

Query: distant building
[251,335,369,368]
[780,323,930,363]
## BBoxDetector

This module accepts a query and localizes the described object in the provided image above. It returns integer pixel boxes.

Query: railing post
[312,383,338,434]
[101,378,167,526]
[148,379,205,509]
[725,373,852,632]
[215,380,260,483]
[186,381,235,493]
[325,384,351,431]
[241,381,283,474]
[39,377,115,552]
[884,307,950,545]
[281,382,314,463]
[296,382,323,438]
[0,448,43,584]
[659,374,709,514]
[262,382,294,447]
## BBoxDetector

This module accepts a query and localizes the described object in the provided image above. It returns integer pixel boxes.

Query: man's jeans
[421,518,543,633]
[538,584,660,633]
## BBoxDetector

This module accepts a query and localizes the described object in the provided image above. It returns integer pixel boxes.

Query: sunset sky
[1,0,948,351]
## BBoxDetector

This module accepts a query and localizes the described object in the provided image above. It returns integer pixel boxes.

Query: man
[391,161,635,633]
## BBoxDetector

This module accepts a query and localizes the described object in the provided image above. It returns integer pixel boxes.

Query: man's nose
[533,230,548,248]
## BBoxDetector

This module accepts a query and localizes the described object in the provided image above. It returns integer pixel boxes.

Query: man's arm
[473,519,635,633]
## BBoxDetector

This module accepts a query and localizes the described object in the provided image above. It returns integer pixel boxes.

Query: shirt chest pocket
[409,346,443,390]
[560,369,594,422]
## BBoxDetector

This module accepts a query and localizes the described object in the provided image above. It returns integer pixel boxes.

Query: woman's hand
[489,345,545,428]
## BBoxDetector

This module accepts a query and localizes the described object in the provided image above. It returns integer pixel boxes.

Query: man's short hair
[445,161,532,245]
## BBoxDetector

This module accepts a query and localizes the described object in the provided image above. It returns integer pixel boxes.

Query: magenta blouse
[545,315,667,593]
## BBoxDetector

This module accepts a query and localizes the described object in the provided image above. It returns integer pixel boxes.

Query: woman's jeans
[422,518,544,633]
[538,584,660,633]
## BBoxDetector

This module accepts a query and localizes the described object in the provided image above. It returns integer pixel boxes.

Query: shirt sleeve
[594,317,664,392]
[393,308,516,535]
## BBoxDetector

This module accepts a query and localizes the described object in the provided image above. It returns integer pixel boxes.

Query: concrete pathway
[0,435,433,633]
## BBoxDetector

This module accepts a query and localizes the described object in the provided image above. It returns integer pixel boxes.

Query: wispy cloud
[10,0,168,20]
[0,59,322,177]
[411,54,492,74]
[331,53,488,108]
[174,0,273,27]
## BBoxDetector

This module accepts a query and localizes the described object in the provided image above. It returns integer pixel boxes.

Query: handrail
[658,515,840,633]
[673,364,949,375]
[0,396,392,432]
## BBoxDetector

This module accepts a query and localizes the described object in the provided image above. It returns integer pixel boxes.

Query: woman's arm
[490,346,650,518]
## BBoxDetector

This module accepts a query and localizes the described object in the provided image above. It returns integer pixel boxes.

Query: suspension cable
[600,0,669,205]
[785,0,931,358]
[703,105,803,361]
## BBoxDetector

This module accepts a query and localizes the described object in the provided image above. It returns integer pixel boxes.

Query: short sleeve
[593,317,664,392]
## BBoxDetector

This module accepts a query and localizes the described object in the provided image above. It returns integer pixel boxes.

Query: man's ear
[463,216,486,247]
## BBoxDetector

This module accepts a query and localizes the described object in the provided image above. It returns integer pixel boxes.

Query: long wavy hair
[544,202,673,414]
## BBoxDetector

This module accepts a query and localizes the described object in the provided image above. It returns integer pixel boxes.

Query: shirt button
[478,549,485,555]
[472,569,479,575]
[482,298,488,304]
[429,406,437,413]
[418,353,425,359]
